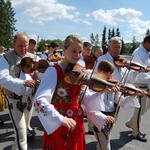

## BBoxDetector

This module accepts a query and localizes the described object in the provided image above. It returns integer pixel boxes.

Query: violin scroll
[114,55,150,72]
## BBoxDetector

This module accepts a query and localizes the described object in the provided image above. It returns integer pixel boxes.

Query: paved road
[0,107,150,150]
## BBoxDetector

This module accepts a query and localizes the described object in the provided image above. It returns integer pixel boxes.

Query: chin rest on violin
[20,57,50,73]
[64,63,150,96]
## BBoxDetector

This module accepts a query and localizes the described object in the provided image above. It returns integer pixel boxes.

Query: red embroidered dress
[43,64,86,150]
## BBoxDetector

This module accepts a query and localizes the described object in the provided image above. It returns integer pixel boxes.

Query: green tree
[101,26,107,54]
[90,33,100,47]
[131,36,136,53]
[116,28,120,37]
[108,28,111,41]
[111,27,115,38]
[146,29,150,35]
[38,39,63,52]
[121,39,125,54]
[0,0,17,48]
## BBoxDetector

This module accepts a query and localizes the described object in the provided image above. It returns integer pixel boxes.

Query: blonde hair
[0,46,4,49]
[0,46,4,53]
[63,35,83,49]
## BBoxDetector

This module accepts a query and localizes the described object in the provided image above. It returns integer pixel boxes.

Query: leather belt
[8,94,22,100]
[138,86,147,89]
[101,111,114,117]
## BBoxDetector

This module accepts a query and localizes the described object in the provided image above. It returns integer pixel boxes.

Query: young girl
[34,35,87,150]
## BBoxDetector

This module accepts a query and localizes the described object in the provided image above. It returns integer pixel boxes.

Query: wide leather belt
[138,86,147,89]
[8,93,22,100]
[101,111,114,117]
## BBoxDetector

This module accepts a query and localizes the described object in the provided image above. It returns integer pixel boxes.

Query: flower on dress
[77,107,83,116]
[57,88,67,97]
[67,109,74,117]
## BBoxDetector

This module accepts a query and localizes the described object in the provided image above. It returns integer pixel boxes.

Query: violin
[51,51,62,62]
[84,55,97,69]
[64,64,150,96]
[114,55,149,72]
[20,57,50,73]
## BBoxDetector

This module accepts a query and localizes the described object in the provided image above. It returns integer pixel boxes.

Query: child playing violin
[85,60,146,150]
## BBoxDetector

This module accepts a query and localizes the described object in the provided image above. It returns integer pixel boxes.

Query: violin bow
[32,35,40,97]
[113,54,134,119]
[64,57,98,145]
[79,57,99,105]
[35,35,39,61]
[101,55,134,140]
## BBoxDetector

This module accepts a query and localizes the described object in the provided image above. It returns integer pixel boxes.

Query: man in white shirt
[125,34,150,142]
[93,37,127,150]
[0,33,42,150]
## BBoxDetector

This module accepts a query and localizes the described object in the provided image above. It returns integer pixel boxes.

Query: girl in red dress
[34,35,87,150]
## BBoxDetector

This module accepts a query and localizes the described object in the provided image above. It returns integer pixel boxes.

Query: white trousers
[92,124,111,150]
[6,96,33,150]
[127,95,150,136]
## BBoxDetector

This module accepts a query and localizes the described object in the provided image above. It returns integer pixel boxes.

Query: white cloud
[11,0,77,24]
[81,36,91,43]
[86,8,142,25]
[86,8,150,41]
[127,24,146,41]
[10,1,150,42]
[28,34,42,42]
[45,35,57,40]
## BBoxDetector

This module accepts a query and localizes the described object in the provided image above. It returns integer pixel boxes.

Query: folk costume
[126,45,150,141]
[0,50,42,150]
[0,50,7,125]
[0,86,7,125]
[89,52,140,150]
[34,64,86,150]
[0,86,7,112]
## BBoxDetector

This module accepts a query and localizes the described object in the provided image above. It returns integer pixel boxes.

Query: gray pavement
[0,107,150,150]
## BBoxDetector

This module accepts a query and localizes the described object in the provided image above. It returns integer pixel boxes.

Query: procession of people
[0,33,150,150]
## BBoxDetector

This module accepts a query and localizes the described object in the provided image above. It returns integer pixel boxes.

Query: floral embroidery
[34,100,47,116]
[77,107,83,116]
[16,101,27,113]
[52,79,70,104]
[67,109,74,117]
[59,108,64,115]
[57,88,67,97]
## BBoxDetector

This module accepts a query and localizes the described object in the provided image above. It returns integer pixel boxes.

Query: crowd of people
[0,32,150,150]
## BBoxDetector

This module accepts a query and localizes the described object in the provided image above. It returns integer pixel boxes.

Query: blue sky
[10,0,150,43]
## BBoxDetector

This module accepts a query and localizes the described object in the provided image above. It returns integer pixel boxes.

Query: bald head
[13,33,29,58]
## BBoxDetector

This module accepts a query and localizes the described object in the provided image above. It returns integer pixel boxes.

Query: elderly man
[93,37,127,150]
[0,33,42,150]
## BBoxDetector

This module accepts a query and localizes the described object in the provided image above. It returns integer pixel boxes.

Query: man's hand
[23,80,36,88]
